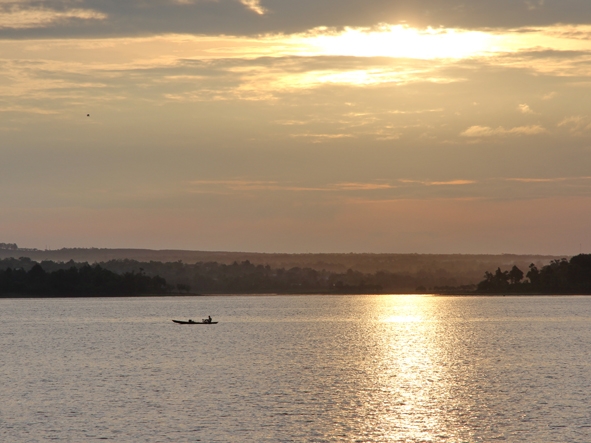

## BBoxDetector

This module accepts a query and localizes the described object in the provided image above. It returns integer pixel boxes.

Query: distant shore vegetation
[476,254,591,294]
[0,257,453,296]
[0,263,167,296]
[1,254,589,296]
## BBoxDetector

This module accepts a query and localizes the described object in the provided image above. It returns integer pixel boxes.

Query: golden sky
[2,1,591,254]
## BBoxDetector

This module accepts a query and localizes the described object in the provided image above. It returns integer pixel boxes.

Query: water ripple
[1,295,591,442]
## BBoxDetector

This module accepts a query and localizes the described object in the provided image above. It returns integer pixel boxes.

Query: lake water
[1,295,591,442]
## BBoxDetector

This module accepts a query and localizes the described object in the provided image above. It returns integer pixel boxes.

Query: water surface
[1,295,591,442]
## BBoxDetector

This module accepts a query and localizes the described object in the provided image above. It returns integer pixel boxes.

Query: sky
[2,0,591,254]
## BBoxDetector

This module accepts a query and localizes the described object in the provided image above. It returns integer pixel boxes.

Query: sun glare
[297,25,496,60]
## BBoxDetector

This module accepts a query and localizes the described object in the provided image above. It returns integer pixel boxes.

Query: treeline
[0,263,167,296]
[0,247,559,287]
[9,255,588,296]
[477,254,591,294]
[0,258,441,294]
[105,259,468,293]
[103,259,429,294]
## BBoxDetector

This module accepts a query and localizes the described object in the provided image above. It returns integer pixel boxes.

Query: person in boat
[207,316,212,323]
[188,319,195,324]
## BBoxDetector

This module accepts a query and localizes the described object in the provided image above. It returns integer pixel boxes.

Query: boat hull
[172,320,218,324]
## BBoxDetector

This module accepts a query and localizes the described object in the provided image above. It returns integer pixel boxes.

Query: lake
[1,295,591,442]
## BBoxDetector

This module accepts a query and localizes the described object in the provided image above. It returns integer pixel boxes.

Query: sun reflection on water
[383,314,423,323]
[357,295,458,441]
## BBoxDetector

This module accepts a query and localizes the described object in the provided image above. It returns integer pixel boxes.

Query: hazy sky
[2,0,591,254]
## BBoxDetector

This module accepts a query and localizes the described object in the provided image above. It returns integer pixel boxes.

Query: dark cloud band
[1,0,591,37]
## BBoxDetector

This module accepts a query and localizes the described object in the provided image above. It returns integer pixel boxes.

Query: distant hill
[0,247,563,287]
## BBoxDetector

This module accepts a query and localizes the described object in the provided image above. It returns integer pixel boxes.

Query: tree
[526,264,540,287]
[494,268,509,285]
[569,254,591,292]
[508,265,524,285]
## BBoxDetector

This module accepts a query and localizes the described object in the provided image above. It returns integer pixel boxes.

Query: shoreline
[2,292,591,299]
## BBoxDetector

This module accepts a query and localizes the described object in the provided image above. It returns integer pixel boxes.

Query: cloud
[187,179,396,193]
[525,0,545,11]
[506,177,568,183]
[186,177,591,201]
[188,179,295,192]
[518,103,534,114]
[289,133,355,143]
[239,0,266,15]
[428,180,476,186]
[333,182,394,191]
[557,115,591,134]
[0,6,106,29]
[1,1,591,38]
[489,48,591,78]
[558,115,585,127]
[187,179,330,193]
[460,125,548,137]
[399,179,476,186]
[0,104,59,114]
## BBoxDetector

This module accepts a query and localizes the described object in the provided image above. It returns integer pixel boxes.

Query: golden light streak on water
[353,295,452,440]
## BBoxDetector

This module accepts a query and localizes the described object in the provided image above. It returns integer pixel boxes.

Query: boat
[172,319,218,324]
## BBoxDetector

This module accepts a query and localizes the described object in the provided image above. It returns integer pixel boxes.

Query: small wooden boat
[172,319,218,324]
